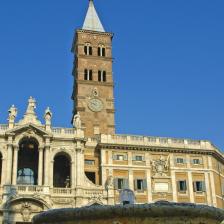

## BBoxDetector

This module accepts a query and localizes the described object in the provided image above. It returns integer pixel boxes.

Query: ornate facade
[0,0,224,223]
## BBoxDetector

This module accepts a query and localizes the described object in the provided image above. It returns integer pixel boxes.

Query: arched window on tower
[17,138,39,185]
[84,69,93,81]
[53,153,71,188]
[98,45,106,57]
[84,43,92,56]
[98,70,106,82]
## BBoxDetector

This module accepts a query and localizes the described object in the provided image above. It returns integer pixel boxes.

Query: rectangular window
[176,158,184,164]
[134,179,147,191]
[193,181,206,192]
[85,160,95,165]
[113,154,128,161]
[177,180,187,192]
[133,155,144,161]
[192,159,201,165]
[114,178,129,190]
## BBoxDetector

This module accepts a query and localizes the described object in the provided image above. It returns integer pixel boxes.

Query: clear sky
[0,0,223,149]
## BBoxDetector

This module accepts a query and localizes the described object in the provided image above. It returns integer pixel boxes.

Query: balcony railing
[52,188,73,195]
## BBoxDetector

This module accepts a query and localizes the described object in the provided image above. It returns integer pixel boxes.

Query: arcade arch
[17,138,39,185]
[53,152,71,188]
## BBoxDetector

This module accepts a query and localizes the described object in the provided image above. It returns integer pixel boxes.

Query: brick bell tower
[71,0,115,137]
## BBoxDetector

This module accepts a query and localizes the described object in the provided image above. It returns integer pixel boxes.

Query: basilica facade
[0,0,224,223]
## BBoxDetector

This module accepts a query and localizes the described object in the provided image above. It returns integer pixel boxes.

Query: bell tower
[71,0,115,137]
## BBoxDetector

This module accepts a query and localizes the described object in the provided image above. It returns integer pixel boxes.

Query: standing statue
[8,105,17,123]
[44,107,52,126]
[73,112,82,129]
[26,96,36,114]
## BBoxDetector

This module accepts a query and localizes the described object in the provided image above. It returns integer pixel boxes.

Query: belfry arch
[53,152,71,188]
[17,138,39,185]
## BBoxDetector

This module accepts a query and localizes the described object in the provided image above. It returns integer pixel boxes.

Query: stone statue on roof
[73,112,82,129]
[26,97,36,114]
[8,105,17,123]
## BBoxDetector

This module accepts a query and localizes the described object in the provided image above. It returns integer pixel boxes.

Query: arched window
[84,43,92,56]
[84,69,93,81]
[17,138,39,185]
[53,153,71,188]
[98,70,106,82]
[98,45,106,57]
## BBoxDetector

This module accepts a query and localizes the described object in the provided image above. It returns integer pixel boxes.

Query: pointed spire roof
[82,0,105,32]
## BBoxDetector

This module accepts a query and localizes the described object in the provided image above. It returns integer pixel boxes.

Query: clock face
[88,98,103,112]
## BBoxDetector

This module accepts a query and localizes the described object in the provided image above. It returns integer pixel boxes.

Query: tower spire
[82,0,105,32]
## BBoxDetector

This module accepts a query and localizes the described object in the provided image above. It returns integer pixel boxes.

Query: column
[170,154,177,202]
[146,169,152,202]
[205,172,212,205]
[128,170,134,190]
[171,170,177,202]
[101,150,107,186]
[1,157,6,185]
[12,146,19,185]
[187,171,195,203]
[6,144,13,185]
[76,147,84,186]
[70,160,75,188]
[50,159,54,187]
[38,147,43,186]
[44,146,50,186]
[208,156,217,206]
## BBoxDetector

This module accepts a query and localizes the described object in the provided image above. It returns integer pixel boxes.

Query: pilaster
[38,147,44,186]
[12,145,19,185]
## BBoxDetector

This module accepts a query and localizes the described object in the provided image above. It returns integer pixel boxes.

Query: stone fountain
[32,201,224,224]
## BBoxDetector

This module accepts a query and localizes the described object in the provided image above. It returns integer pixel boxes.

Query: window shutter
[222,180,224,195]
[132,156,136,161]
[193,182,196,192]
[124,155,128,161]
[177,181,181,191]
[124,179,129,189]
[112,155,117,160]
[183,181,187,191]
[134,179,137,190]
[114,178,118,190]
[143,179,147,190]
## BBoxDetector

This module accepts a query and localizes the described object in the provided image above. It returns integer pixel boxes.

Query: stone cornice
[98,143,224,163]
[76,29,114,37]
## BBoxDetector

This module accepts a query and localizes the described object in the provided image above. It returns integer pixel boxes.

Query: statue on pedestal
[44,107,52,126]
[8,105,17,123]
[73,112,82,129]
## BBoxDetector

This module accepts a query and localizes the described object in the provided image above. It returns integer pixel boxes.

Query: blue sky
[0,1,223,149]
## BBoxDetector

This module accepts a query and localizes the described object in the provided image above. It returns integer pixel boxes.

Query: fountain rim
[32,202,224,223]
